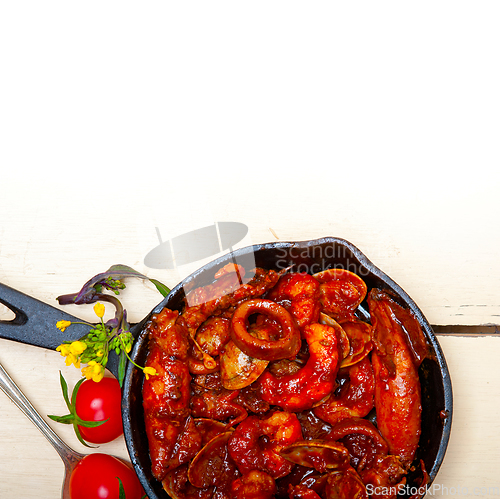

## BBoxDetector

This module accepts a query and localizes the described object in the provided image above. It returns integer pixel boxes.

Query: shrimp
[368,289,422,467]
[313,357,374,426]
[258,322,340,412]
[266,272,321,328]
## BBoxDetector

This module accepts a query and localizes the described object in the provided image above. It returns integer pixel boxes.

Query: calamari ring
[228,411,303,479]
[230,299,301,361]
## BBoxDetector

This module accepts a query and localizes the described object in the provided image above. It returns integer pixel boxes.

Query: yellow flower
[143,366,157,380]
[56,344,71,357]
[65,353,80,368]
[69,341,87,356]
[93,302,105,319]
[82,361,104,382]
[56,320,72,332]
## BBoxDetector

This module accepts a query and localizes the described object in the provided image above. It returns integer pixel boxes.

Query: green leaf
[70,377,86,407]
[118,350,127,388]
[47,414,74,424]
[58,371,72,412]
[73,422,96,448]
[75,417,109,428]
[149,278,170,297]
[117,477,126,499]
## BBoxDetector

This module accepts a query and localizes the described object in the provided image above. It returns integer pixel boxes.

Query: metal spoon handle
[0,362,83,466]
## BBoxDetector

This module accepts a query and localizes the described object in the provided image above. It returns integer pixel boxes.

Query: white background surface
[1,1,499,497]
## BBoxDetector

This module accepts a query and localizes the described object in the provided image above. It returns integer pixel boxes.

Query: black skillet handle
[0,282,121,378]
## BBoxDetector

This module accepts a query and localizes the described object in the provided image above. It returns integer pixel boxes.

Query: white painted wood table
[1,3,499,497]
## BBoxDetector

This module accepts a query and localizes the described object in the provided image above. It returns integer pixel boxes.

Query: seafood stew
[122,238,452,499]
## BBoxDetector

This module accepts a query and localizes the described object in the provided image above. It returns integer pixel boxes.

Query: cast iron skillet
[0,238,452,499]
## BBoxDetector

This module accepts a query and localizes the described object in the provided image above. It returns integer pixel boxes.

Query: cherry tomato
[75,377,123,444]
[69,453,144,499]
